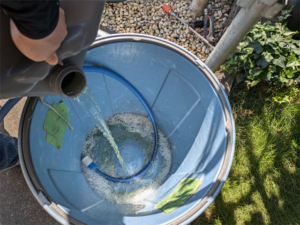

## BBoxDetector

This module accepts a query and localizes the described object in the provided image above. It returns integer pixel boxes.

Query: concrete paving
[0,99,59,225]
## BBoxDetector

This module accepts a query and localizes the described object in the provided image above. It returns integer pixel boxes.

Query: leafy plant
[221,21,300,88]
[272,87,299,103]
[277,9,292,21]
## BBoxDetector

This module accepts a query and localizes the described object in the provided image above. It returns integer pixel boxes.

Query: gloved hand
[9,8,67,65]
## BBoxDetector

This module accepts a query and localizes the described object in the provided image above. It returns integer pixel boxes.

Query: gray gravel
[101,0,233,61]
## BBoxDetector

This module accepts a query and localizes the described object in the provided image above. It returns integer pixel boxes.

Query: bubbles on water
[82,113,172,204]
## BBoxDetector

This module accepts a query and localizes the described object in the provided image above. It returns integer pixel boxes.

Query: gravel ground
[101,0,233,61]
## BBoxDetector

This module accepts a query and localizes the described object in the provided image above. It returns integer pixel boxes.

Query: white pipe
[206,0,285,72]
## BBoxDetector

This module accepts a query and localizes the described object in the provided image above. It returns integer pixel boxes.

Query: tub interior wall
[28,41,227,224]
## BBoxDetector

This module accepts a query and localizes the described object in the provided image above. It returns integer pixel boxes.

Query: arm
[1,1,67,65]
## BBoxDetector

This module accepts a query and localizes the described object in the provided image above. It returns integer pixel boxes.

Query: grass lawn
[192,84,300,225]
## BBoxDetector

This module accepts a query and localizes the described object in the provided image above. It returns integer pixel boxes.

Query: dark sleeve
[0,0,60,39]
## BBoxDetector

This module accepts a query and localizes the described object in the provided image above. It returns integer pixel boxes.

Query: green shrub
[272,87,299,103]
[221,20,300,88]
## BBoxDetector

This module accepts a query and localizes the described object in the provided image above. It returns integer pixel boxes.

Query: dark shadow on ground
[0,106,9,135]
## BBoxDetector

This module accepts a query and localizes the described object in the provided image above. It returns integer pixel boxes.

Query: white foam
[82,113,172,204]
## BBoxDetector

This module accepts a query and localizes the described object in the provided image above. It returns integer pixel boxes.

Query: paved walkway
[0,99,59,225]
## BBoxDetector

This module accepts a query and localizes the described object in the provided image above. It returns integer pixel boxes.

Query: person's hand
[10,8,67,65]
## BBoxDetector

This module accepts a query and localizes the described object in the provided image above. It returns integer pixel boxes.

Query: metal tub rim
[18,34,236,225]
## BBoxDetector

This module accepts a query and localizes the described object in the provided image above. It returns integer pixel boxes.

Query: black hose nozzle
[48,63,86,98]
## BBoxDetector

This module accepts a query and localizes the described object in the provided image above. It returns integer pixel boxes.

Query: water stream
[75,87,126,169]
[82,113,172,204]
[75,88,172,204]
